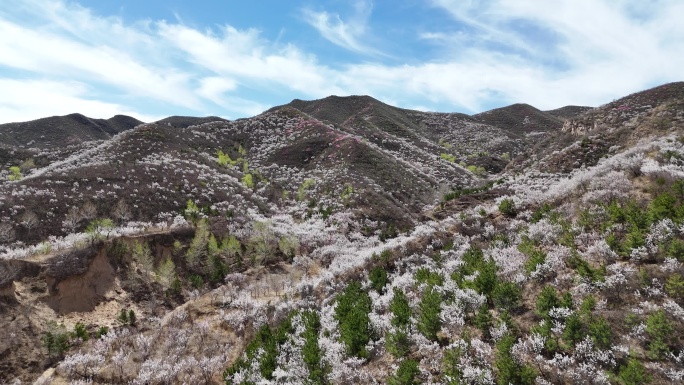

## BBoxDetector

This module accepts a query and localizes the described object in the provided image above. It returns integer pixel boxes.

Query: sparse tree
[157,257,176,288]
[186,219,210,271]
[85,218,114,243]
[80,201,97,221]
[62,207,82,233]
[112,199,132,224]
[19,211,39,235]
[19,158,35,171]
[132,240,154,271]
[249,220,277,266]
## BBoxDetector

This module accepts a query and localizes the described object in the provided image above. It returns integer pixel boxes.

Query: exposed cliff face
[44,250,116,314]
[0,231,191,382]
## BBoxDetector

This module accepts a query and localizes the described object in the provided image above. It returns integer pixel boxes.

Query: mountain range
[1,82,683,384]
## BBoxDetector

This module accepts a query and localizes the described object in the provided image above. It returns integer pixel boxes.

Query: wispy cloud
[301,0,382,56]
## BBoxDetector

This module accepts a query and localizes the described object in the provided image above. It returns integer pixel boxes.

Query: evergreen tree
[390,288,411,327]
[536,286,560,317]
[417,286,442,341]
[335,281,373,358]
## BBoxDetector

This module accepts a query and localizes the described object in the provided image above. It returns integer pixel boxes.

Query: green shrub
[415,267,444,286]
[225,315,295,381]
[522,246,546,275]
[301,311,325,383]
[189,274,204,288]
[588,316,612,349]
[387,359,420,385]
[474,260,498,297]
[474,304,493,340]
[667,238,684,261]
[440,153,456,163]
[649,192,677,222]
[42,323,70,358]
[241,173,254,189]
[72,322,89,342]
[567,253,605,282]
[530,203,552,223]
[118,309,129,325]
[495,334,537,385]
[184,199,201,224]
[492,281,522,311]
[443,344,464,384]
[563,314,584,346]
[386,328,411,358]
[459,246,485,276]
[216,150,235,166]
[530,318,559,354]
[535,286,560,317]
[618,357,652,385]
[8,166,22,181]
[665,273,684,300]
[369,266,389,293]
[95,326,109,339]
[297,178,315,201]
[498,199,516,217]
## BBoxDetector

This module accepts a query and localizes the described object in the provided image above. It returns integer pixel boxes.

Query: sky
[0,0,682,124]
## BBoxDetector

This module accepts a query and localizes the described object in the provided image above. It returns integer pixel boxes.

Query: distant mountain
[155,115,228,129]
[473,103,564,135]
[544,105,593,120]
[0,113,143,148]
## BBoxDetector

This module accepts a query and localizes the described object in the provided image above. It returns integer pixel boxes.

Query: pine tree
[417,286,442,341]
[335,281,372,358]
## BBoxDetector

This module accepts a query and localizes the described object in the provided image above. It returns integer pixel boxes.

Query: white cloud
[424,0,684,108]
[155,22,344,97]
[301,0,382,56]
[0,20,201,109]
[0,78,158,123]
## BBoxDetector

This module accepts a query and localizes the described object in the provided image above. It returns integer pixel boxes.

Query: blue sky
[0,0,682,123]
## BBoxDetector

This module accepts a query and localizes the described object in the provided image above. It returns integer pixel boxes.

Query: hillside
[1,83,684,385]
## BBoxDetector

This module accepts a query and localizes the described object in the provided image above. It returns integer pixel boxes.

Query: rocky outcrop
[562,118,598,136]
